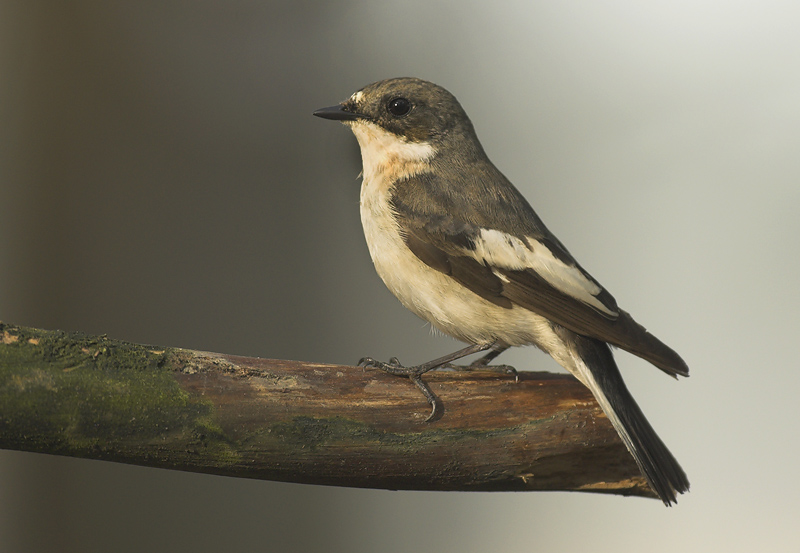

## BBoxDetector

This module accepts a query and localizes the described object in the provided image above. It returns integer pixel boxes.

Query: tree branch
[0,322,654,499]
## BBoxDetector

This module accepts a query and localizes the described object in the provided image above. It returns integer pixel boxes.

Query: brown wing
[399,217,688,378]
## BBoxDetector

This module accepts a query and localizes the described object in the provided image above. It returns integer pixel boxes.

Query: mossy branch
[0,322,654,498]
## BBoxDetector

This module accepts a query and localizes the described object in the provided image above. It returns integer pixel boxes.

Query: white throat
[346,121,435,185]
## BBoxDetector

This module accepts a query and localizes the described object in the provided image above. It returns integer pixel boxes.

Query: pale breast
[359,173,563,353]
[349,120,564,354]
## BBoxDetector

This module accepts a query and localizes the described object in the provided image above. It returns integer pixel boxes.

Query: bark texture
[0,322,654,498]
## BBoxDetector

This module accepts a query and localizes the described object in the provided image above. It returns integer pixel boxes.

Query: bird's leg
[469,346,509,367]
[358,342,494,422]
[442,345,519,381]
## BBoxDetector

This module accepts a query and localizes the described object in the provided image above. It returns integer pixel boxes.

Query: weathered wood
[0,322,654,498]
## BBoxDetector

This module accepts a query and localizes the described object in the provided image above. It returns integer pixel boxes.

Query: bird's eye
[387,97,411,117]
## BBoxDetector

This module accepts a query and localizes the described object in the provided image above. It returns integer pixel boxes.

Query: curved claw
[493,364,520,383]
[496,364,520,383]
[358,356,376,367]
[359,356,397,369]
[410,374,443,423]
[356,343,496,423]
[440,362,520,383]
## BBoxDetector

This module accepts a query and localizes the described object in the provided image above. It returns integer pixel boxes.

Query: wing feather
[395,203,687,377]
[390,173,688,377]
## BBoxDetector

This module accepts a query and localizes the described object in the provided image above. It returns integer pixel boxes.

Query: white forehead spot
[351,90,364,104]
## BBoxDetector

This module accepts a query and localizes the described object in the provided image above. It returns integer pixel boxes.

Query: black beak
[313,104,366,121]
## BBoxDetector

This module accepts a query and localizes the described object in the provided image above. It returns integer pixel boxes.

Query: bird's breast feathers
[349,114,685,376]
[355,135,578,350]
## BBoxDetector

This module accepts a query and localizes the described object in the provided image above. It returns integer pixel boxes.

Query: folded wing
[397,209,689,378]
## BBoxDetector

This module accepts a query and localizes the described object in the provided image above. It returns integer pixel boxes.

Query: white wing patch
[472,229,617,317]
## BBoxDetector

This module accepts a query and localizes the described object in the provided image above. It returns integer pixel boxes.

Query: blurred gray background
[2,1,798,551]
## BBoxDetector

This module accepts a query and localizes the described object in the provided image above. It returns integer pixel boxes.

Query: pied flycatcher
[314,77,689,505]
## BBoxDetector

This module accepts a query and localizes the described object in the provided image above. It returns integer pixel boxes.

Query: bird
[313,77,689,505]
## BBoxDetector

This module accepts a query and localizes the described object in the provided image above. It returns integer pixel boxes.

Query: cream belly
[348,118,571,366]
[359,172,566,358]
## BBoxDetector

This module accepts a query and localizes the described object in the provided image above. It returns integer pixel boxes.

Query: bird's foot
[358,356,442,422]
[441,361,519,382]
[357,343,495,423]
[358,356,420,376]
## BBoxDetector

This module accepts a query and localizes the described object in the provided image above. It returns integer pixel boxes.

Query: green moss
[268,416,394,450]
[267,414,521,452]
[0,323,235,464]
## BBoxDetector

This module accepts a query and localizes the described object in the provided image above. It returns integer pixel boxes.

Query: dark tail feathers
[569,332,690,505]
